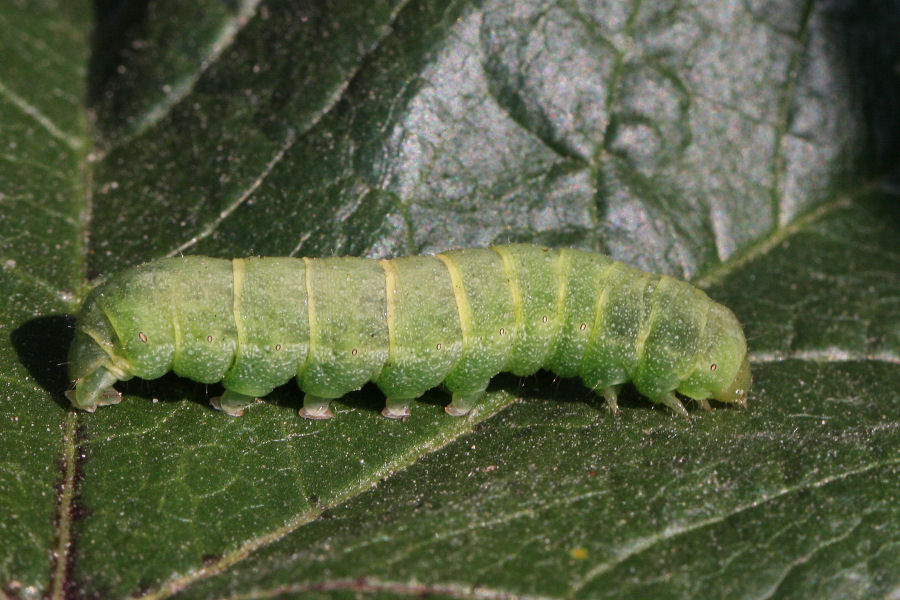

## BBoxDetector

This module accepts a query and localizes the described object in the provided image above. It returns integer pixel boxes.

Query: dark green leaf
[1,1,898,598]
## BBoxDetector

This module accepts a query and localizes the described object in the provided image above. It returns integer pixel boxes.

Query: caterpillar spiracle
[66,245,750,419]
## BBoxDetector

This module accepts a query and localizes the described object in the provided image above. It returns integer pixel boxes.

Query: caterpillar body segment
[66,245,750,419]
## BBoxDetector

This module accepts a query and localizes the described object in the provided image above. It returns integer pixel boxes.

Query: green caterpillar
[66,245,750,419]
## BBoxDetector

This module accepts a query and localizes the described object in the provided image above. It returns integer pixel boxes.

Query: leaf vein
[0,80,82,150]
[567,457,900,597]
[164,128,298,257]
[130,393,518,600]
[122,0,263,142]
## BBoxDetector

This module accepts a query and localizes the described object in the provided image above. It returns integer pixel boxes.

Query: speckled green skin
[67,245,750,418]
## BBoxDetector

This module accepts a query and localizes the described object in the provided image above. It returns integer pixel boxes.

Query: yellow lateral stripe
[80,327,116,357]
[380,259,398,363]
[93,306,130,372]
[436,253,471,345]
[79,328,129,379]
[232,258,246,354]
[302,257,317,365]
[492,246,521,341]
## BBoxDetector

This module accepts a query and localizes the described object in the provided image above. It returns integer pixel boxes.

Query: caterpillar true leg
[299,394,334,420]
[657,392,690,420]
[64,387,123,412]
[97,389,124,407]
[600,386,621,416]
[65,367,123,412]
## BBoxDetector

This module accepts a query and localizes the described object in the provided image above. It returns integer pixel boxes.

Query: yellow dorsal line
[171,278,183,367]
[435,253,471,347]
[232,259,246,359]
[634,274,674,368]
[552,249,572,345]
[380,259,398,365]
[580,260,620,371]
[684,289,712,380]
[491,246,521,342]
[301,257,317,374]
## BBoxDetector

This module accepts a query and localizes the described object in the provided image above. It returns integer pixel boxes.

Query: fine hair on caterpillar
[66,245,750,420]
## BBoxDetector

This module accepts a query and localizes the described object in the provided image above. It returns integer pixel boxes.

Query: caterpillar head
[66,263,176,411]
[66,289,130,411]
[678,304,750,407]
